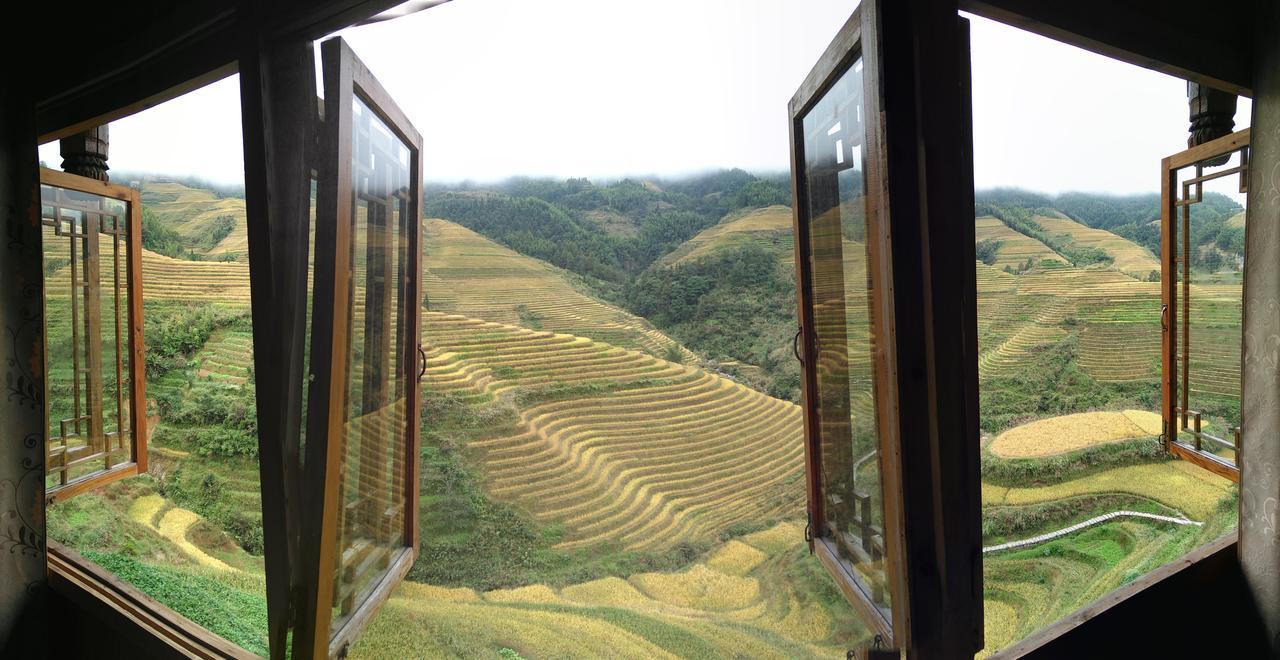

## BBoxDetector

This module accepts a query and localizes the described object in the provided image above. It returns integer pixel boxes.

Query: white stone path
[982,510,1203,554]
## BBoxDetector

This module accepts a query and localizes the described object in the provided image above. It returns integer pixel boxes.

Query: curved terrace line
[982,510,1203,554]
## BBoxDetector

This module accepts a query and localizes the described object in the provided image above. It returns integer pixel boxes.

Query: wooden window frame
[789,3,909,646]
[39,167,148,505]
[294,36,424,659]
[1160,127,1250,483]
[789,2,983,654]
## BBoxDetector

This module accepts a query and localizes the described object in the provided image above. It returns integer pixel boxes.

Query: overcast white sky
[41,1,1252,196]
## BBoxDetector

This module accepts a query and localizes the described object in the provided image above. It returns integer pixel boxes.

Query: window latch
[793,327,804,365]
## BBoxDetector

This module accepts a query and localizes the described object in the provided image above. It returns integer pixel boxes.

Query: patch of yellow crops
[629,564,760,611]
[773,596,831,642]
[981,482,1010,506]
[354,599,677,660]
[391,581,479,602]
[993,462,1232,520]
[157,507,233,572]
[128,494,165,527]
[706,540,767,576]
[978,599,1019,658]
[739,521,804,554]
[989,410,1158,458]
[560,577,650,606]
[1122,410,1163,436]
[482,584,563,604]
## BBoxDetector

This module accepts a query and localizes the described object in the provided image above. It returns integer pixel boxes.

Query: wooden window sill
[990,531,1238,658]
[47,540,256,659]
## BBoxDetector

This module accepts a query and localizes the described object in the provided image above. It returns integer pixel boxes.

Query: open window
[295,36,424,657]
[1161,128,1249,482]
[789,3,907,644]
[40,168,146,504]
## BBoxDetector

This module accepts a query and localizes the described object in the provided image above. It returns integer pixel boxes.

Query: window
[296,36,424,656]
[40,169,146,503]
[789,4,909,644]
[1161,128,1249,481]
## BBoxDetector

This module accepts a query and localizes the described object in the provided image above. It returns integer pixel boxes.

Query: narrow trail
[982,510,1202,554]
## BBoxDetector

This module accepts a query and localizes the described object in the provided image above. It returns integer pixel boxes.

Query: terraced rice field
[978,299,1073,380]
[423,312,806,550]
[974,216,1068,270]
[989,410,1162,458]
[1034,214,1160,278]
[980,515,1211,657]
[349,521,867,658]
[195,329,255,385]
[659,205,794,267]
[983,461,1233,521]
[425,218,695,362]
[141,249,252,308]
[142,181,248,260]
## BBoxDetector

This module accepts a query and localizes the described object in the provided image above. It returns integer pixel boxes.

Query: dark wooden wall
[0,45,46,659]
[1241,0,1280,653]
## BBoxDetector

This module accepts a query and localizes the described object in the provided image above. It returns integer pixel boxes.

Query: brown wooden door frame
[295,36,424,659]
[1160,128,1249,483]
[789,1,982,655]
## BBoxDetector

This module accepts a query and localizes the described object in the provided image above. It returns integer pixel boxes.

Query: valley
[43,174,1240,657]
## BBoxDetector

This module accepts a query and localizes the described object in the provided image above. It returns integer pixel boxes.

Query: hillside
[425,217,694,361]
[974,215,1068,271]
[141,180,248,261]
[423,312,805,551]
[1033,214,1159,278]
[628,206,800,400]
[658,205,793,267]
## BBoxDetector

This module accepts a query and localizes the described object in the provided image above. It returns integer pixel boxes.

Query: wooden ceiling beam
[961,0,1253,97]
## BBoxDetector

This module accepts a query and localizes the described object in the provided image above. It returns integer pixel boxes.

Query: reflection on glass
[41,184,135,488]
[801,56,889,618]
[332,96,414,631]
[1174,153,1245,466]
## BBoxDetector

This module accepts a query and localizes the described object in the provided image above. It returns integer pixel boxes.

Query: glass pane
[1174,154,1245,466]
[40,184,135,488]
[332,96,414,631]
[800,56,890,617]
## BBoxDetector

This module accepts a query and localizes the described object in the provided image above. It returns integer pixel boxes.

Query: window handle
[793,327,804,366]
[1161,304,1169,332]
[418,345,427,380]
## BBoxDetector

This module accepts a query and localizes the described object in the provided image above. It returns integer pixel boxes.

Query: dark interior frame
[295,35,424,659]
[18,0,1267,658]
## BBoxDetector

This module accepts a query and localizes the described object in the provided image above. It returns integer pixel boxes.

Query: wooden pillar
[876,1,982,656]
[59,126,110,182]
[1241,1,1280,652]
[1187,82,1237,168]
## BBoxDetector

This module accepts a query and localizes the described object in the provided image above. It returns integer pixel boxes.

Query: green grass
[84,551,268,656]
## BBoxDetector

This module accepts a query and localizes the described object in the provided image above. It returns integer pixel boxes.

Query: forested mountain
[422,170,790,286]
[977,188,1244,271]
